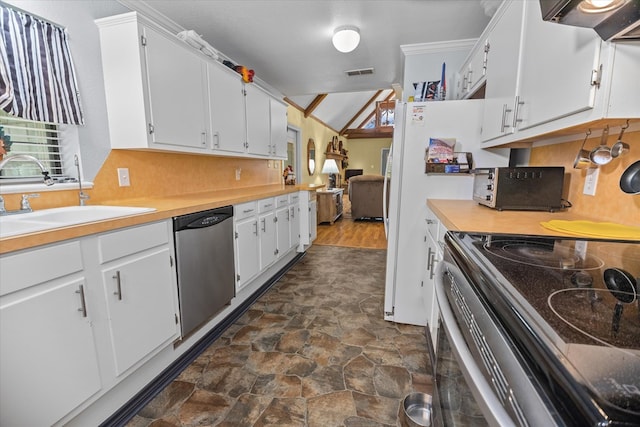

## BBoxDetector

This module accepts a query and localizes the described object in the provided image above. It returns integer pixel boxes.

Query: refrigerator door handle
[383,145,392,239]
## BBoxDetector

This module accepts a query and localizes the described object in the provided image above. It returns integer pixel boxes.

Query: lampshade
[332,26,360,53]
[321,159,340,174]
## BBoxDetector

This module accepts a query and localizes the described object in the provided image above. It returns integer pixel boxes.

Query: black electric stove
[446,232,640,426]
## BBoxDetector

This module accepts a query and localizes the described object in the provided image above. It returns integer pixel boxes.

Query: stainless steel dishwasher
[173,205,235,337]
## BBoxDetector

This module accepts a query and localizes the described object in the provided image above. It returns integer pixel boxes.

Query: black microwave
[472,167,566,212]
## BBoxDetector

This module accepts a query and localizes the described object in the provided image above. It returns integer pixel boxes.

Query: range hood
[540,0,640,41]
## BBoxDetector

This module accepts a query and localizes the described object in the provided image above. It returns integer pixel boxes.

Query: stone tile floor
[127,245,433,426]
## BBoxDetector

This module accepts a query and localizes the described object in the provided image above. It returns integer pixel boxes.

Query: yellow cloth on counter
[540,220,640,240]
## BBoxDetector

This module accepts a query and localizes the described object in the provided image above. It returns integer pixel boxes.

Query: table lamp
[321,159,340,189]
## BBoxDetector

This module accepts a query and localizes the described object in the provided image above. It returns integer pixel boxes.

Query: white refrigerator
[383,100,510,327]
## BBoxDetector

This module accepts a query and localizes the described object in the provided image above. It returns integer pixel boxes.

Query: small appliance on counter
[473,166,566,211]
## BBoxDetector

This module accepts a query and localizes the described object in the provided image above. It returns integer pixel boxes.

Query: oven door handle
[434,261,516,427]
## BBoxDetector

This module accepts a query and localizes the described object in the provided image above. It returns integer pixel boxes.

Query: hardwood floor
[314,195,387,250]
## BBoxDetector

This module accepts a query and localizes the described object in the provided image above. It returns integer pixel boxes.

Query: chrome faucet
[0,193,39,215]
[74,154,89,206]
[0,154,55,186]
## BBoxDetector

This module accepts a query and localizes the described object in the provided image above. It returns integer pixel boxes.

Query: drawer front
[0,241,83,296]
[276,195,289,208]
[425,210,439,242]
[235,201,257,221]
[98,221,169,264]
[289,193,300,204]
[258,198,275,213]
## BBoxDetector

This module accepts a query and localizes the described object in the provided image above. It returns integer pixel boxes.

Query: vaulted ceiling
[120,0,500,135]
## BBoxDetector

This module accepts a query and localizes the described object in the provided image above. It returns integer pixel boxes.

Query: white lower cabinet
[276,195,291,257]
[0,221,180,426]
[234,201,260,291]
[309,200,318,242]
[424,207,446,344]
[0,242,102,427]
[259,198,277,270]
[289,193,301,250]
[298,190,317,251]
[100,247,178,376]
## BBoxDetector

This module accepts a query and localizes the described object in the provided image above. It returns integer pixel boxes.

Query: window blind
[0,113,63,180]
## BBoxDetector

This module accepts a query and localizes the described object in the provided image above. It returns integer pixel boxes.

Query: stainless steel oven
[431,232,640,427]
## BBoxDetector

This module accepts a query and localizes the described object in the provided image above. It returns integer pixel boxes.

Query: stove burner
[548,288,640,351]
[484,240,604,270]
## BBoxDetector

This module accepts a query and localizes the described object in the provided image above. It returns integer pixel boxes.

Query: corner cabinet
[96,12,287,160]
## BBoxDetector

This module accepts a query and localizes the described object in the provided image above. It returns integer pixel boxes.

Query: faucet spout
[0,154,54,185]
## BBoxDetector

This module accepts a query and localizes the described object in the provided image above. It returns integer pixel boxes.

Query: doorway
[287,126,301,182]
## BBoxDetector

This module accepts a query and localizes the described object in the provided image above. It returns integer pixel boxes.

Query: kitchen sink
[0,205,156,238]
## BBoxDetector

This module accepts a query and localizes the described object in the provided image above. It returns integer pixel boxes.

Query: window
[376,100,395,128]
[362,100,395,130]
[0,111,65,182]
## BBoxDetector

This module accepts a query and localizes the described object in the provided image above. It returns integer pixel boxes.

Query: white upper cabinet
[456,38,490,100]
[143,26,209,149]
[270,98,289,159]
[96,12,288,159]
[208,61,246,154]
[514,0,602,132]
[481,0,525,142]
[473,0,639,147]
[96,13,208,152]
[245,84,273,156]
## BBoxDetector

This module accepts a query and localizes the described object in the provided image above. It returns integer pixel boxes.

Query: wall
[529,130,639,227]
[346,138,392,176]
[287,106,339,186]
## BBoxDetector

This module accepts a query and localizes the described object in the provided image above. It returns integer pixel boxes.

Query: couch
[348,174,388,220]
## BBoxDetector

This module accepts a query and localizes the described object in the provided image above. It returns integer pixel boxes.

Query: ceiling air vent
[345,68,374,76]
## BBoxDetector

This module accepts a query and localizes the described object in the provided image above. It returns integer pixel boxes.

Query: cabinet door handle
[113,270,123,300]
[430,258,438,280]
[213,131,220,149]
[261,218,266,232]
[76,284,88,317]
[253,221,258,235]
[500,104,512,133]
[512,96,524,128]
[427,246,433,271]
[201,132,207,146]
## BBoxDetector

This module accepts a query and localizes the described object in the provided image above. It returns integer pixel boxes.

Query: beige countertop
[427,199,636,239]
[0,184,325,255]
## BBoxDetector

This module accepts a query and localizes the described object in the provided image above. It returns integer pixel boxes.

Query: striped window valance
[0,4,84,125]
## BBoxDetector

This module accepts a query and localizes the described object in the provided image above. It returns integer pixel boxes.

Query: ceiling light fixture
[332,26,360,53]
